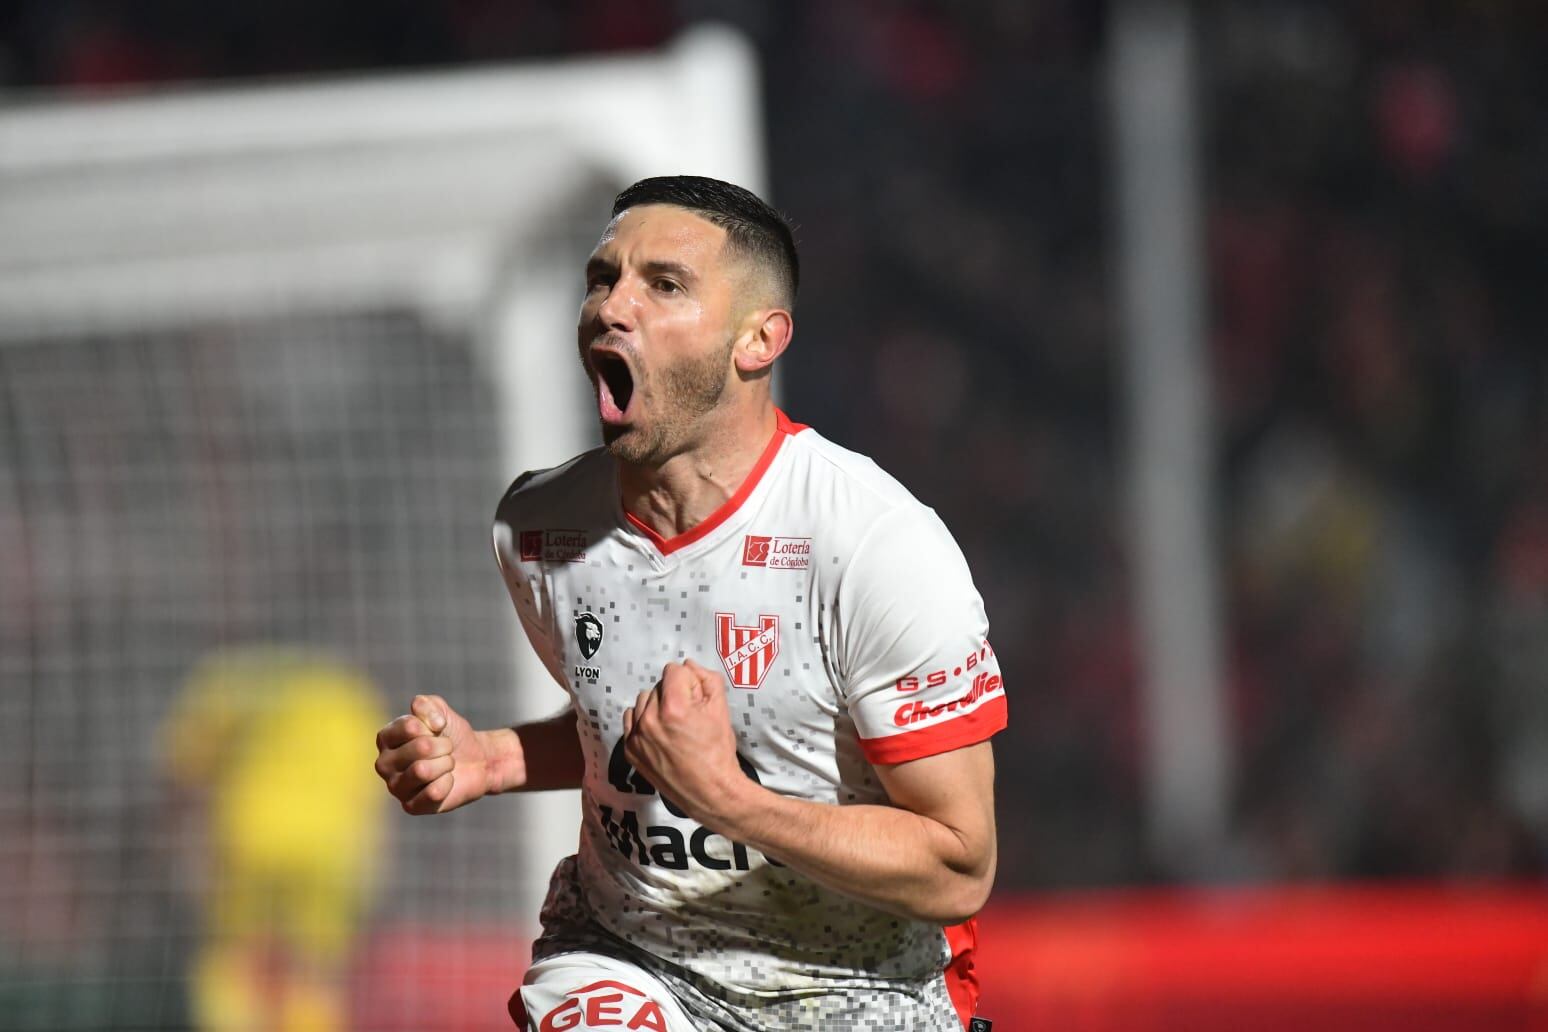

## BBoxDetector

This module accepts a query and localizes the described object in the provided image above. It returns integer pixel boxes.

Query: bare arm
[714,743,995,924]
[623,661,997,924]
[375,696,584,814]
[480,707,585,793]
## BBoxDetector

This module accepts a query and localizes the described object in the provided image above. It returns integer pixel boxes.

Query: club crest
[714,612,779,689]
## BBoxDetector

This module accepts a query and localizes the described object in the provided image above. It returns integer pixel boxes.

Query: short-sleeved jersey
[492,410,1005,998]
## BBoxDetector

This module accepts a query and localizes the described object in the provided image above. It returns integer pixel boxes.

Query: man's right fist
[374,694,489,814]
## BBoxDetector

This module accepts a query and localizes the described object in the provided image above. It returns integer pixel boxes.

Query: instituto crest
[714,612,779,689]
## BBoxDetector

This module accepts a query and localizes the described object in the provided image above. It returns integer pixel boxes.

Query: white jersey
[492,410,1005,1002]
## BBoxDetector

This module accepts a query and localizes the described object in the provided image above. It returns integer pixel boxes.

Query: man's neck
[619,402,779,542]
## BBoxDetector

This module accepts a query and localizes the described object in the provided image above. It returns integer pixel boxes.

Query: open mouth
[593,349,636,422]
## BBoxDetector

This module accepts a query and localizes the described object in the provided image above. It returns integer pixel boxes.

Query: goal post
[0,26,765,1029]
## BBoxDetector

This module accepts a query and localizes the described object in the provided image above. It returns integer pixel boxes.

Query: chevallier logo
[894,670,1003,727]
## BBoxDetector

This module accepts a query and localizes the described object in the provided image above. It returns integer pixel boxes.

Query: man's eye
[654,279,682,294]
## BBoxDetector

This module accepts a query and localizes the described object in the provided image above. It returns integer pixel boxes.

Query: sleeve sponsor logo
[519,528,588,563]
[741,534,810,570]
[538,980,668,1032]
[895,642,996,692]
[894,655,1004,728]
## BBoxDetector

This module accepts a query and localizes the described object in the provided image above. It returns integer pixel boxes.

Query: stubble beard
[603,336,735,467]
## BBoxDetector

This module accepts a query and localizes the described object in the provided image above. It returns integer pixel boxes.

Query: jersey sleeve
[834,506,1006,765]
[493,483,571,691]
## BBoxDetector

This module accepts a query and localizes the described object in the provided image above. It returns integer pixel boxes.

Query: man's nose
[596,277,640,331]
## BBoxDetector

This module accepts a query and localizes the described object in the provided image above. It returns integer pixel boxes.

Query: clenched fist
[622,659,753,828]
[374,694,492,814]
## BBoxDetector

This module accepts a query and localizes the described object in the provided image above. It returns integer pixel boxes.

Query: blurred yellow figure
[162,647,387,1032]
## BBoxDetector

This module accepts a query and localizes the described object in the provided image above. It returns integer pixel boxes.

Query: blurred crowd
[3,0,1544,893]
[1202,0,1548,882]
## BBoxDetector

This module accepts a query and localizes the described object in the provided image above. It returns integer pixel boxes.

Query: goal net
[0,28,765,1031]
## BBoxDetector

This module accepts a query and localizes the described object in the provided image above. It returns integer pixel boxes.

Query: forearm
[704,782,994,925]
[481,709,584,793]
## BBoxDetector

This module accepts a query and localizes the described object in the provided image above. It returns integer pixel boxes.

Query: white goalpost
[1107,0,1230,879]
[0,26,765,1029]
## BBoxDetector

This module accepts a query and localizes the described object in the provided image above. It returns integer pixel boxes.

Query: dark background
[3,0,1545,894]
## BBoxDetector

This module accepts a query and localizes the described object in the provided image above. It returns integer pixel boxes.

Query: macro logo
[600,737,782,872]
[742,534,810,570]
[537,980,667,1032]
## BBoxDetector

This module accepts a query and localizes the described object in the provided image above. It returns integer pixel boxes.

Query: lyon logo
[714,612,779,689]
[575,611,604,660]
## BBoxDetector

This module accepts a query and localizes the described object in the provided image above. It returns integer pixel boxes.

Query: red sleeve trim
[858,695,1007,765]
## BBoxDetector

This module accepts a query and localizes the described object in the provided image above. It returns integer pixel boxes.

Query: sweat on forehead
[601,204,724,249]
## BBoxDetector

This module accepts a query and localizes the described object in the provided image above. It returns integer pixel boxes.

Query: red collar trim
[623,409,807,556]
[775,408,809,435]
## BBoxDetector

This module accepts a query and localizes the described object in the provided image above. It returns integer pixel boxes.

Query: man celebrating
[374,176,1005,1031]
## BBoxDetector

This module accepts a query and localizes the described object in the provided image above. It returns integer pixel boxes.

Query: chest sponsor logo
[519,528,588,563]
[599,737,781,873]
[714,612,779,689]
[742,534,811,570]
[574,611,604,661]
[537,979,667,1032]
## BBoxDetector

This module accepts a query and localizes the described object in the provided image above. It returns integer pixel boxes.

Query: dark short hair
[611,175,799,308]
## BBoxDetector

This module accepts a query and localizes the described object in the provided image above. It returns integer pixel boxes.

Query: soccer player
[374,176,1005,1031]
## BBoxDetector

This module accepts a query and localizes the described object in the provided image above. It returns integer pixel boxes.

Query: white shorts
[524,856,966,1032]
[512,952,701,1032]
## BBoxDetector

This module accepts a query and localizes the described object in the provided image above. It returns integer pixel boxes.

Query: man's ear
[734,309,794,376]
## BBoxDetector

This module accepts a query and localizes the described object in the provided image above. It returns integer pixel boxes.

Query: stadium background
[2,1,1546,1029]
